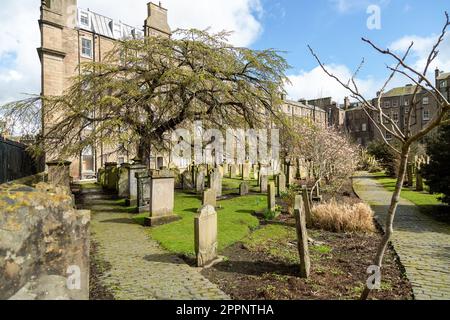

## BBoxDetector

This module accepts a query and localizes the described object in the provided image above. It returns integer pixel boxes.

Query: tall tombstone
[144,170,179,226]
[194,205,218,267]
[202,189,217,208]
[223,163,229,176]
[268,182,276,212]
[253,168,259,182]
[196,170,206,193]
[118,163,130,198]
[126,162,148,207]
[294,195,311,279]
[286,164,293,187]
[229,164,237,179]
[209,169,222,197]
[136,171,151,213]
[296,158,301,179]
[46,160,72,189]
[217,165,224,178]
[416,162,424,192]
[260,175,268,193]
[240,182,249,196]
[277,173,286,196]
[104,162,118,191]
[242,163,250,180]
[301,186,313,227]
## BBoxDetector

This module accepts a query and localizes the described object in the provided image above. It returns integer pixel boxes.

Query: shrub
[422,124,450,204]
[311,199,376,233]
[367,141,399,177]
[263,208,279,221]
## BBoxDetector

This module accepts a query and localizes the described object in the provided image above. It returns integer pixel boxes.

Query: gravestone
[182,170,194,191]
[277,173,286,196]
[294,195,310,278]
[202,189,217,208]
[416,162,424,192]
[268,182,276,212]
[126,162,148,207]
[118,163,130,198]
[407,163,414,188]
[223,163,229,176]
[260,175,268,193]
[144,170,179,226]
[194,205,218,267]
[136,171,151,213]
[196,171,206,193]
[253,169,259,182]
[209,169,222,197]
[242,163,250,180]
[104,162,118,191]
[230,164,237,178]
[46,160,72,189]
[240,182,249,196]
[286,164,293,187]
[302,186,313,227]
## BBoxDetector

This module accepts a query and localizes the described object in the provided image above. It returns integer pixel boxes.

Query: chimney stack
[145,2,171,37]
[344,96,350,110]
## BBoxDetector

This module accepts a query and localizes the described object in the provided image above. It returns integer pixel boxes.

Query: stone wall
[0,182,90,300]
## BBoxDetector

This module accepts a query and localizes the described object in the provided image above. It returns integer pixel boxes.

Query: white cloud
[285,64,381,103]
[78,0,263,47]
[389,33,450,76]
[0,0,263,105]
[329,0,390,14]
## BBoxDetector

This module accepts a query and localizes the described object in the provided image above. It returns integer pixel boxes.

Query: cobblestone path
[81,198,229,300]
[353,173,450,300]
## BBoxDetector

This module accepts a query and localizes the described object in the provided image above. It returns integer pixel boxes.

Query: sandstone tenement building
[39,0,171,180]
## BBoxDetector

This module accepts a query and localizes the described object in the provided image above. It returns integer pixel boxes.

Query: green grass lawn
[369,172,448,221]
[134,192,265,256]
[370,172,442,206]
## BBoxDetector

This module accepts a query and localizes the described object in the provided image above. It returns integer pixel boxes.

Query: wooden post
[294,195,311,279]
[302,185,313,227]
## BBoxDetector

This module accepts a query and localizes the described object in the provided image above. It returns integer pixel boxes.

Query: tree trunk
[360,145,410,300]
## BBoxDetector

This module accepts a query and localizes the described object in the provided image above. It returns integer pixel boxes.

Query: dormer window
[110,21,122,39]
[78,10,91,29]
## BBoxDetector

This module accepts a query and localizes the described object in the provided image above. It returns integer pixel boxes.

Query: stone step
[75,192,119,201]
[76,198,122,206]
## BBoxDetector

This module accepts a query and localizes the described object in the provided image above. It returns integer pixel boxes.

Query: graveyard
[72,160,417,300]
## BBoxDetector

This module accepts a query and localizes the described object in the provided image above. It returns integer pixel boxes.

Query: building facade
[39,0,171,180]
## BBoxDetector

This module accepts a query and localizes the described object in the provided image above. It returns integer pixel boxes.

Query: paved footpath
[353,172,450,300]
[86,201,229,300]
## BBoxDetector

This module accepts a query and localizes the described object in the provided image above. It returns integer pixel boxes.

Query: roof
[437,72,450,80]
[382,85,421,98]
[284,99,325,112]
[77,8,144,40]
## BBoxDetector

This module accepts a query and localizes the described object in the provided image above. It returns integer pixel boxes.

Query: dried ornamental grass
[311,200,376,233]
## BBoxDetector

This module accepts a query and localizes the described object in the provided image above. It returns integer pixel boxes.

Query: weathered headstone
[144,171,179,226]
[240,182,249,196]
[268,182,276,212]
[209,169,222,197]
[196,171,206,193]
[294,195,310,279]
[118,163,130,198]
[416,162,424,192]
[301,186,313,227]
[286,164,293,187]
[136,171,151,213]
[242,163,250,180]
[277,173,286,196]
[182,170,194,191]
[46,160,72,189]
[223,163,229,176]
[230,164,237,178]
[260,175,268,193]
[194,205,218,267]
[253,169,259,182]
[104,162,119,191]
[406,163,414,188]
[126,162,147,207]
[202,188,217,207]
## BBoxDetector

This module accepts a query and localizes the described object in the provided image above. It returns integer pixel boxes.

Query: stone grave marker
[202,188,217,208]
[194,205,218,267]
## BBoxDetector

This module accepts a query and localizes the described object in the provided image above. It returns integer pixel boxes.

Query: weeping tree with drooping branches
[0,29,290,165]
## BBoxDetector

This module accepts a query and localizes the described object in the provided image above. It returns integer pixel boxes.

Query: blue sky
[0,0,449,104]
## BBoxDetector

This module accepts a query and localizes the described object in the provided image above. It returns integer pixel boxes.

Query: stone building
[38,0,171,180]
[282,98,327,126]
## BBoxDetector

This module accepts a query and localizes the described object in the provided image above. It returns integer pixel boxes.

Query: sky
[0,0,449,105]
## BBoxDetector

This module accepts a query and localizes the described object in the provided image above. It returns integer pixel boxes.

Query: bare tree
[309,12,450,300]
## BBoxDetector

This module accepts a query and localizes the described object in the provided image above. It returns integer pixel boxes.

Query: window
[79,11,90,27]
[362,123,367,132]
[441,80,447,88]
[404,107,410,114]
[393,101,398,107]
[423,97,429,105]
[81,38,92,58]
[393,112,399,123]
[384,101,390,108]
[404,100,409,106]
[423,109,430,121]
